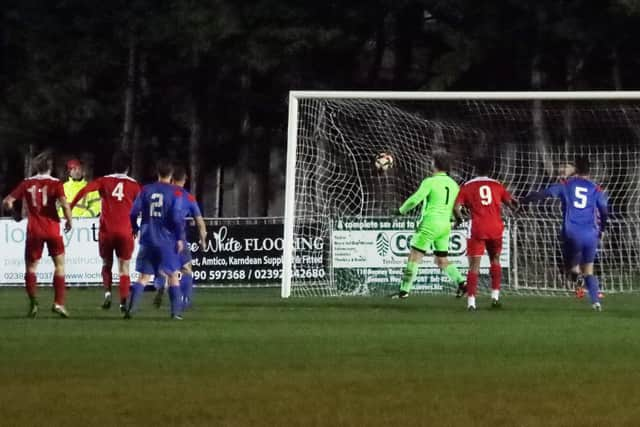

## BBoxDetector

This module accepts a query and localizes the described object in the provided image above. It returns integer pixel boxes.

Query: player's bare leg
[580,263,602,311]
[118,258,131,312]
[101,255,114,309]
[434,256,466,299]
[25,260,39,318]
[465,256,482,311]
[568,265,585,299]
[51,254,69,318]
[391,249,424,298]
[488,252,502,308]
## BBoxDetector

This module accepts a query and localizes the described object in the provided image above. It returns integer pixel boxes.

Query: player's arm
[2,194,16,211]
[2,181,25,211]
[195,216,207,247]
[520,183,563,205]
[453,188,467,226]
[188,198,207,247]
[170,194,186,252]
[86,190,101,216]
[56,183,73,232]
[398,178,431,215]
[501,187,520,211]
[129,192,142,237]
[58,197,73,232]
[69,179,100,210]
[596,187,609,237]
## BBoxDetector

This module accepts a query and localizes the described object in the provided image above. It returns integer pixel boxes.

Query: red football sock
[467,271,479,297]
[119,275,131,301]
[53,275,66,305]
[25,272,37,299]
[101,266,113,291]
[490,263,502,290]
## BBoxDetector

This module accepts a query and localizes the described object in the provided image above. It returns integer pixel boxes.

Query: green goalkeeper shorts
[410,220,451,255]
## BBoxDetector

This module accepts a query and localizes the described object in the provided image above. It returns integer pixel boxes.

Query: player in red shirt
[2,150,73,318]
[70,151,141,312]
[454,157,517,310]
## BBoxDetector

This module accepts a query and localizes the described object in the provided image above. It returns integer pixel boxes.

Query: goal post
[282,91,640,298]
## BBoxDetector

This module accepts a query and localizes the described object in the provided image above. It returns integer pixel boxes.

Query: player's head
[112,150,131,174]
[475,156,493,176]
[33,150,53,174]
[432,151,451,173]
[171,164,188,187]
[574,156,590,175]
[156,158,173,180]
[559,162,576,178]
[66,158,84,180]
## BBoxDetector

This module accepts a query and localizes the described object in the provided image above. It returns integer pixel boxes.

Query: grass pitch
[1,288,640,427]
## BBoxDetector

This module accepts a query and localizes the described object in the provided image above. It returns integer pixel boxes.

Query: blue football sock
[129,282,145,312]
[180,272,193,306]
[168,286,183,316]
[584,275,600,304]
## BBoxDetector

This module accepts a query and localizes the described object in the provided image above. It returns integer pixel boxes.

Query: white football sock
[491,289,500,300]
[467,296,476,308]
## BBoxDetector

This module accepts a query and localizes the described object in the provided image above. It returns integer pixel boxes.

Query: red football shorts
[25,234,65,262]
[99,232,134,260]
[466,237,503,258]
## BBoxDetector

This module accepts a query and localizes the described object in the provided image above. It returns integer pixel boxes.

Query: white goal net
[282,92,640,297]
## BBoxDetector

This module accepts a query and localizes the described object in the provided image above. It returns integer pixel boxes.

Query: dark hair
[172,164,187,182]
[574,156,590,175]
[475,156,493,176]
[33,150,53,174]
[156,158,173,178]
[112,150,131,174]
[433,151,451,172]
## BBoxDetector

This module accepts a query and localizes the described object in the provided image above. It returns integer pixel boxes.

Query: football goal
[282,91,640,297]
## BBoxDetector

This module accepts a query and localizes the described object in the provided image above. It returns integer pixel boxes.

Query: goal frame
[282,90,640,298]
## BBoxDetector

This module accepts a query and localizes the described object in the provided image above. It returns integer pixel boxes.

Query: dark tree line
[2,0,640,216]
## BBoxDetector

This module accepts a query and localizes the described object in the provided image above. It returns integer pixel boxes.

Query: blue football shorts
[135,243,182,276]
[562,230,599,266]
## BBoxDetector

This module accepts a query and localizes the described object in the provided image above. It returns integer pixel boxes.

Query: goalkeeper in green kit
[391,151,467,299]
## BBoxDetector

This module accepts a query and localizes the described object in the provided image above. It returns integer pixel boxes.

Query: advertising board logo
[388,230,467,257]
[376,232,390,256]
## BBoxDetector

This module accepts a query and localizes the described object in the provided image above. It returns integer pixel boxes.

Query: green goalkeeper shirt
[399,172,459,223]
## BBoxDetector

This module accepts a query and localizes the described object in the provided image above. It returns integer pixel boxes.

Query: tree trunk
[531,50,552,174]
[563,50,583,154]
[392,3,421,89]
[367,11,387,86]
[121,34,138,153]
[611,47,622,90]
[201,161,222,217]
[188,48,207,200]
[267,140,285,217]
[236,70,251,217]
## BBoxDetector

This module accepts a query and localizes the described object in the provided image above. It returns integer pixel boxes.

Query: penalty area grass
[0,287,639,426]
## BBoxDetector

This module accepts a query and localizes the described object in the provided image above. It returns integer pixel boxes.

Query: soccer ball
[375,152,394,171]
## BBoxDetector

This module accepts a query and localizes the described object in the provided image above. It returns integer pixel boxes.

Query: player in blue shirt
[522,156,609,311]
[127,159,186,320]
[153,165,207,310]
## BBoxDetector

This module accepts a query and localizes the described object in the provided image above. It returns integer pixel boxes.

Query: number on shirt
[150,193,163,217]
[479,185,492,205]
[26,185,48,207]
[574,186,588,208]
[111,182,124,201]
[444,186,450,204]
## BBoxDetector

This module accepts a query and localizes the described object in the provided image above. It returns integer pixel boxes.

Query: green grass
[1,288,640,426]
